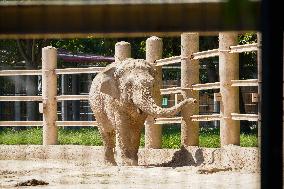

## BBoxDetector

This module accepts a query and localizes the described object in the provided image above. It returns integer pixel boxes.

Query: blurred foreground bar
[0,0,260,39]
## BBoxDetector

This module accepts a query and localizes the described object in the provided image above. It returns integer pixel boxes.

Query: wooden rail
[55,67,104,75]
[160,87,182,95]
[192,82,220,90]
[154,114,222,124]
[192,49,219,59]
[0,96,42,101]
[56,95,89,101]
[155,56,181,66]
[0,121,98,126]
[0,95,91,101]
[155,117,182,124]
[160,82,220,94]
[191,114,221,121]
[229,43,258,53]
[0,67,105,76]
[231,79,258,86]
[231,113,258,121]
[0,70,41,76]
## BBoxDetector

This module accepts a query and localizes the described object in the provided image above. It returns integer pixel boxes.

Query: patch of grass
[0,127,42,144]
[162,125,181,148]
[0,126,257,148]
[58,128,102,146]
[240,133,258,147]
[199,128,220,148]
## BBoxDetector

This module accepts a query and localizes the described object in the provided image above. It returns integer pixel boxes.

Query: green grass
[0,126,257,148]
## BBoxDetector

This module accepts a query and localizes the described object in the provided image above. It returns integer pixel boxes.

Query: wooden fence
[0,32,260,147]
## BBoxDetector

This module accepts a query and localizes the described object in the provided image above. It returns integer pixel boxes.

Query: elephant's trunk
[132,85,196,117]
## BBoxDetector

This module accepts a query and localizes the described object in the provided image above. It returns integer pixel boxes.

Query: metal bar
[0,96,42,101]
[231,113,258,121]
[57,95,89,101]
[192,49,219,59]
[192,82,220,90]
[0,1,260,38]
[190,114,221,121]
[55,67,104,75]
[155,56,181,67]
[230,43,258,53]
[0,70,42,76]
[231,79,258,86]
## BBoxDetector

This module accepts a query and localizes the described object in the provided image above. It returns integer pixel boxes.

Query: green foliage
[58,128,103,146]
[238,33,257,79]
[0,127,42,144]
[199,128,220,148]
[240,133,258,147]
[161,125,180,148]
[0,40,20,66]
[0,127,257,148]
[238,32,257,45]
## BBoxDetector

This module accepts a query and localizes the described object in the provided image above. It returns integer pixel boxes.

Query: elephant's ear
[100,66,120,99]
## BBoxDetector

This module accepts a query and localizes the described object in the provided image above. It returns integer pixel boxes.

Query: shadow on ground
[150,146,205,167]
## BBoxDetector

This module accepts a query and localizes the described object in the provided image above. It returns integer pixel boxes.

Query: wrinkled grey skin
[89,58,196,166]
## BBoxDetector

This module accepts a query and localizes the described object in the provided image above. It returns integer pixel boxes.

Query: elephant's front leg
[95,113,117,166]
[100,129,117,166]
[115,119,141,166]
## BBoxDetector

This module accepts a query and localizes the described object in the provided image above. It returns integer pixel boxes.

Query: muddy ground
[0,145,260,188]
[0,159,260,189]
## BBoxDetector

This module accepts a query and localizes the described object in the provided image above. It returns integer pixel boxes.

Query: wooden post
[257,32,262,148]
[42,46,58,145]
[145,36,163,148]
[115,41,131,62]
[181,33,199,146]
[219,32,240,146]
[114,41,131,162]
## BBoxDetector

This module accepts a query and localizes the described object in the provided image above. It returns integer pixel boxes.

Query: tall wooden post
[219,32,240,146]
[181,33,199,146]
[115,41,131,62]
[145,36,163,148]
[114,41,131,163]
[42,46,58,145]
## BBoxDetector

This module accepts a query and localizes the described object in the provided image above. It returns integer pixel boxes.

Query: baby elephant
[89,58,196,166]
